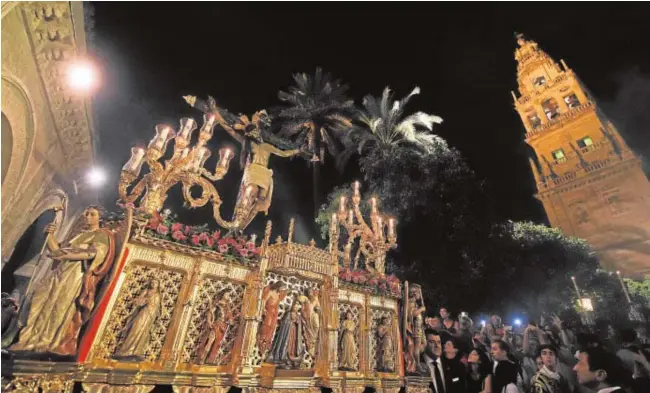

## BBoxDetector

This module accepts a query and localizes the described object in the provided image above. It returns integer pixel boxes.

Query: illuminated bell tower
[512,33,650,277]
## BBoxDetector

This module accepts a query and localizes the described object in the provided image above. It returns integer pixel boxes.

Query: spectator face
[440,308,449,319]
[491,342,507,361]
[540,348,557,370]
[426,333,442,358]
[573,352,601,387]
[444,340,458,360]
[536,356,543,371]
[468,350,481,364]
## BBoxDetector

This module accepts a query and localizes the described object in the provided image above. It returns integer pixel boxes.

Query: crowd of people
[419,308,650,393]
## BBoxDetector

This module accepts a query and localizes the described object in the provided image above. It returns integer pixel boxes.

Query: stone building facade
[512,34,650,277]
[1,2,96,290]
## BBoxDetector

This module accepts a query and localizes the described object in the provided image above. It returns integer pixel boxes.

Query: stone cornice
[20,1,95,177]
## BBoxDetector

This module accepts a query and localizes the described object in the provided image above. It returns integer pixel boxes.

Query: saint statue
[258,281,288,355]
[266,296,306,368]
[376,316,395,372]
[195,289,234,365]
[113,279,162,360]
[339,311,358,371]
[9,206,116,356]
[405,285,427,374]
[184,95,305,234]
[298,288,321,357]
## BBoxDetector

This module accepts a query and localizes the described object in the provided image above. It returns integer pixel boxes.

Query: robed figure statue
[113,279,162,360]
[376,316,395,372]
[195,289,234,365]
[266,296,307,369]
[8,206,117,356]
[339,311,358,371]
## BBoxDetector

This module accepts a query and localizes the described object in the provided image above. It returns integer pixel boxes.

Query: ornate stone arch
[1,72,37,212]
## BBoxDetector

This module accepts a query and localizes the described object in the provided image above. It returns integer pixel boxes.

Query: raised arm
[184,95,245,144]
[268,144,300,158]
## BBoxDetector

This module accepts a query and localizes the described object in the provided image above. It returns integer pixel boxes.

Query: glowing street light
[481,320,486,327]
[514,318,522,326]
[67,60,99,92]
[86,167,107,188]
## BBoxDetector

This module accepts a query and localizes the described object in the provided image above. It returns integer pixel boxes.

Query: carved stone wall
[1,2,95,273]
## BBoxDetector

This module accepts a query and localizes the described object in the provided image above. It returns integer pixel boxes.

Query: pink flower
[198,233,210,242]
[344,270,353,281]
[218,239,228,246]
[218,244,229,253]
[172,230,186,241]
[212,231,221,240]
[239,248,250,258]
[191,235,201,246]
[171,223,184,233]
[184,225,194,235]
[204,237,214,247]
[246,241,256,250]
[156,224,169,235]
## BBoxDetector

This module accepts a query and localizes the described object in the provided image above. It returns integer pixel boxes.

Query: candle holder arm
[119,172,149,204]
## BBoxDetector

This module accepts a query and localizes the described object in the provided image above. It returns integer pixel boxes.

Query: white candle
[191,146,210,170]
[353,181,360,196]
[348,209,353,225]
[388,218,395,237]
[179,118,195,140]
[149,125,173,151]
[122,147,146,175]
[339,196,346,212]
[370,197,377,213]
[218,148,233,169]
[331,213,338,226]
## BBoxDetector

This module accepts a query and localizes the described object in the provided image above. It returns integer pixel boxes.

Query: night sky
[89,2,650,243]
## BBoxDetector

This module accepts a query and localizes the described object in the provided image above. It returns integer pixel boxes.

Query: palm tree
[276,68,355,214]
[338,86,444,170]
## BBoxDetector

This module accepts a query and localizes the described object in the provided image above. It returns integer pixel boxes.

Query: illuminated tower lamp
[66,60,100,93]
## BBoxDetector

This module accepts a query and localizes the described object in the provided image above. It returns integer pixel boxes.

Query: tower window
[532,76,547,87]
[542,98,561,120]
[527,112,541,129]
[551,149,566,163]
[577,136,594,151]
[564,93,581,109]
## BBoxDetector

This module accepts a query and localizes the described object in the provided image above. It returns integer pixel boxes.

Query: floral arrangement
[142,212,260,262]
[338,268,401,297]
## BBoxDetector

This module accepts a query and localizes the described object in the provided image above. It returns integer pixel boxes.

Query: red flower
[239,248,250,258]
[198,232,210,241]
[184,225,194,235]
[212,230,221,240]
[246,241,256,250]
[218,244,229,253]
[217,239,228,246]
[172,230,186,241]
[156,224,169,235]
[204,237,214,247]
[171,223,184,233]
[147,217,160,229]
[191,235,201,246]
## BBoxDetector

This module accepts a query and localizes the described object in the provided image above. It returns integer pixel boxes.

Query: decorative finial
[182,95,197,107]
[287,218,295,244]
[263,220,272,248]
[275,235,283,244]
[309,238,316,248]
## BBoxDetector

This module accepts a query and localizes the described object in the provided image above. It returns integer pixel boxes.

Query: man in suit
[422,329,467,393]
[574,347,632,393]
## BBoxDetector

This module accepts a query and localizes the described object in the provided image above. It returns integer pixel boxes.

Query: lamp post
[571,276,595,327]
[616,270,644,322]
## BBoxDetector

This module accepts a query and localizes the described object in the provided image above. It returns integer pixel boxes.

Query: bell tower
[512,33,650,277]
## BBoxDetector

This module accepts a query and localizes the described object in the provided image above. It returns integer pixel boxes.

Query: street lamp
[66,60,99,92]
[86,167,107,188]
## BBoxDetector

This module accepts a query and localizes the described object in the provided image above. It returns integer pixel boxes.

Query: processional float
[1,97,432,393]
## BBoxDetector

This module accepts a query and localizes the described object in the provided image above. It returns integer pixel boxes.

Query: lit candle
[202,113,217,135]
[370,197,377,213]
[122,147,146,176]
[348,209,353,225]
[377,216,383,237]
[218,147,233,169]
[353,181,360,196]
[331,213,338,227]
[178,117,196,142]
[388,218,395,238]
[339,196,346,212]
[149,125,175,152]
[190,146,211,170]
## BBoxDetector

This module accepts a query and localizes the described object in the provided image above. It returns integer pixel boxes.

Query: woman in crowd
[466,348,492,393]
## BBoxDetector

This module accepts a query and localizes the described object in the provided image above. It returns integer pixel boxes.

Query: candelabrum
[329,181,397,275]
[119,115,247,230]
